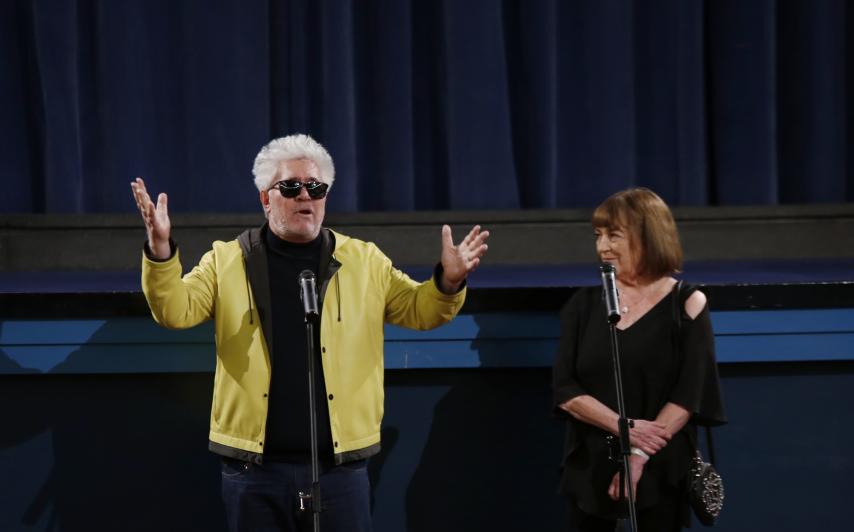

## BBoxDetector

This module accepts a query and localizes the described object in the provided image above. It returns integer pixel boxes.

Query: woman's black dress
[552,283,726,524]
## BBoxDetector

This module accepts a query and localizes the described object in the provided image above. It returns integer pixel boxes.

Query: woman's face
[595,225,638,280]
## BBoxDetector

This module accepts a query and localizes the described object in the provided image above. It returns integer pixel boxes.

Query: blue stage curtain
[2,0,853,213]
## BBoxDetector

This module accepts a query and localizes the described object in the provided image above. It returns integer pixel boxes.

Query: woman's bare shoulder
[683,289,707,320]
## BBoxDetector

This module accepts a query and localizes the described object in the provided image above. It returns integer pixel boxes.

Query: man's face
[260,158,327,243]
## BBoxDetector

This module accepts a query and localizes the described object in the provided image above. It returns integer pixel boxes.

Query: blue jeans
[221,457,373,532]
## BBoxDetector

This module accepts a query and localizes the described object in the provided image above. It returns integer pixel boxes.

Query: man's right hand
[131,177,171,259]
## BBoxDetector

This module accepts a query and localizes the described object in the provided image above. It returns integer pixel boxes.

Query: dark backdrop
[3,0,853,214]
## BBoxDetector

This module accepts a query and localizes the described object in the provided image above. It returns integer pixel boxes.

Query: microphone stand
[608,321,639,532]
[600,264,639,532]
[298,271,322,532]
[302,311,322,532]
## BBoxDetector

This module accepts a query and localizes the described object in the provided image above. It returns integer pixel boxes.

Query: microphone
[298,270,319,319]
[599,263,621,324]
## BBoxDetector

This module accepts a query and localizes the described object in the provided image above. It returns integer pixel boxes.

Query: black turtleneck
[263,228,333,461]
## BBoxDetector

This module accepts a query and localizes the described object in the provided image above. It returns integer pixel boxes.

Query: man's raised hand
[130,177,171,259]
[439,224,490,294]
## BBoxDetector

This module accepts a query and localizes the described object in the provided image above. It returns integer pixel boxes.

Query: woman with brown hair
[553,188,726,531]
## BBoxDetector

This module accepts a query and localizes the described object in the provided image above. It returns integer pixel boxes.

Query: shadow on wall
[403,314,565,532]
[0,320,225,532]
[368,426,400,514]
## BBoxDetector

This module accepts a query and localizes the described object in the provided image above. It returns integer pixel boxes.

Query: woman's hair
[252,134,336,192]
[591,187,683,279]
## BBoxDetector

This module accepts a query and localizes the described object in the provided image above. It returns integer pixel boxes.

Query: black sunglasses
[271,179,329,199]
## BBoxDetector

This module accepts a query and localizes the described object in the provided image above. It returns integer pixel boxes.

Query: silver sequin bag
[688,447,724,525]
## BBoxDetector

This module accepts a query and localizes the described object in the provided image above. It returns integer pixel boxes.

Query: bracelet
[630,447,650,460]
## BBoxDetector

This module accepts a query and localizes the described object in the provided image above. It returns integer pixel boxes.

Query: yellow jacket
[142,226,465,464]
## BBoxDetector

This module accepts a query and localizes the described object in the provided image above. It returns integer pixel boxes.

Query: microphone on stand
[297,268,322,529]
[599,262,639,531]
[298,270,319,319]
[599,263,622,324]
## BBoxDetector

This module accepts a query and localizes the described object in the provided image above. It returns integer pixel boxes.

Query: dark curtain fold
[2,0,852,213]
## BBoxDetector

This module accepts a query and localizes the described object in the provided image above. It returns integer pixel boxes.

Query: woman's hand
[608,453,648,501]
[629,419,671,455]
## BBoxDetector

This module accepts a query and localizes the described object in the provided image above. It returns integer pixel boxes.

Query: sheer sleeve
[552,289,593,416]
[669,303,727,426]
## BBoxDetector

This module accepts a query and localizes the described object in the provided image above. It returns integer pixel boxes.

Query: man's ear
[259,190,271,219]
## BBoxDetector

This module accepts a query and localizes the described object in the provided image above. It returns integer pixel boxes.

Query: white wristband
[630,447,650,460]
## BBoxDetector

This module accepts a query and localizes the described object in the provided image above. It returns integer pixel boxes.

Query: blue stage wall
[3,309,854,373]
[1,308,853,531]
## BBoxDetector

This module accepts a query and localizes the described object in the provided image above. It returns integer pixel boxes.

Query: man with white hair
[130,134,489,531]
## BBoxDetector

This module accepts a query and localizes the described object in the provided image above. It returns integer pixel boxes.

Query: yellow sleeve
[380,249,466,331]
[141,247,217,329]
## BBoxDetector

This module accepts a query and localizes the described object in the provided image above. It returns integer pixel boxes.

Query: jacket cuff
[143,239,177,262]
[432,262,467,295]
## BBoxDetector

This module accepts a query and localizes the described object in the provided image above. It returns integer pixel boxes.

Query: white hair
[252,134,336,191]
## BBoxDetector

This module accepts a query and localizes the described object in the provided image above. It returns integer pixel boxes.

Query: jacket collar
[317,228,341,306]
[237,225,273,358]
[237,224,343,357]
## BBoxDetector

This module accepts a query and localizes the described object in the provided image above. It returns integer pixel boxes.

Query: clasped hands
[608,418,671,501]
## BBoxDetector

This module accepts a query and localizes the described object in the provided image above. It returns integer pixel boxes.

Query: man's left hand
[439,225,490,294]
